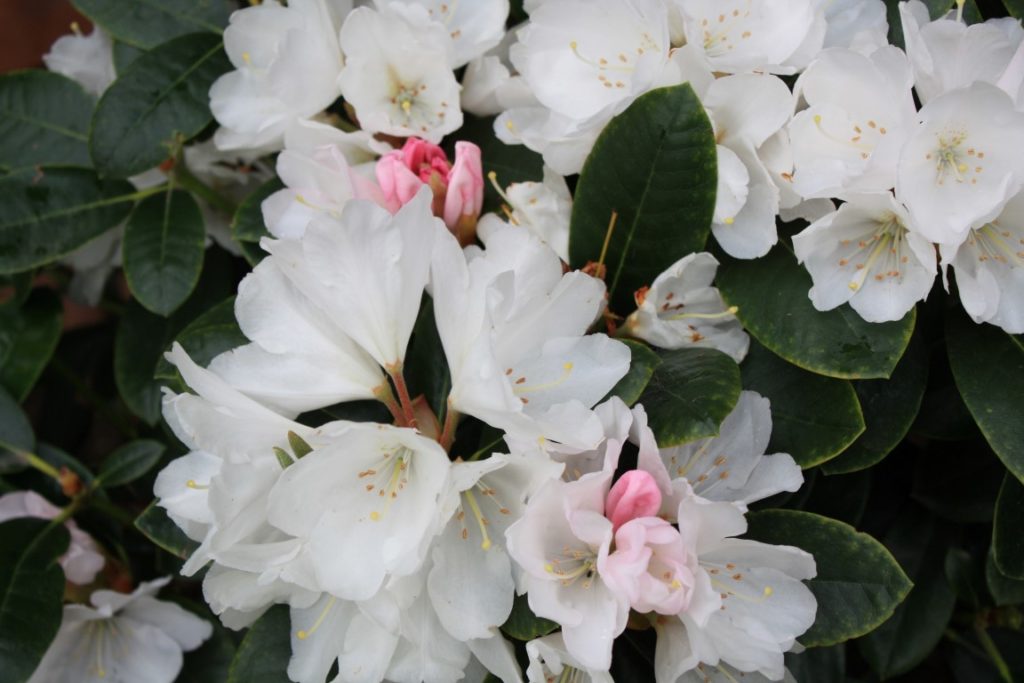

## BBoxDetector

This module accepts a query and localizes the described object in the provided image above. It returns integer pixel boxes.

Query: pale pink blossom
[0,490,104,585]
[600,516,698,616]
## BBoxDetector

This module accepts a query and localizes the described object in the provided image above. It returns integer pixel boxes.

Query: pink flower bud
[605,470,662,531]
[372,137,484,244]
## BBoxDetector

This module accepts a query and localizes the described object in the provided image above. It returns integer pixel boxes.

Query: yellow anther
[370,511,381,521]
[186,479,208,490]
[242,52,252,65]
[401,100,412,113]
[723,217,735,225]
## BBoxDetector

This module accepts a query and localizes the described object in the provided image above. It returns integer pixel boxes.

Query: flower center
[839,213,910,293]
[544,546,599,588]
[927,130,986,187]
[456,481,513,550]
[700,5,755,54]
[567,30,660,91]
[358,447,412,521]
[813,114,887,160]
[966,222,1024,267]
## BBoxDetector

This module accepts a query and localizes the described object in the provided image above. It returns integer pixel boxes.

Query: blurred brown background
[0,0,89,72]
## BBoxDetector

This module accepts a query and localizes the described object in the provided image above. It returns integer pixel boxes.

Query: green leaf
[405,296,451,419]
[986,549,1024,607]
[716,242,915,380]
[90,33,230,178]
[452,115,543,214]
[946,308,1024,483]
[226,605,293,683]
[231,177,282,265]
[500,594,557,642]
[112,40,146,74]
[785,645,845,683]
[822,333,927,474]
[603,339,660,406]
[745,510,912,647]
[176,614,235,683]
[911,445,1003,524]
[98,439,166,488]
[799,470,871,528]
[741,342,865,468]
[994,473,1024,579]
[858,507,956,679]
[115,301,173,424]
[1005,0,1024,19]
[0,70,93,170]
[0,166,135,274]
[123,189,206,316]
[154,297,246,383]
[637,347,740,448]
[0,289,62,401]
[0,385,33,473]
[569,84,717,313]
[73,0,230,49]
[135,501,198,559]
[0,519,70,683]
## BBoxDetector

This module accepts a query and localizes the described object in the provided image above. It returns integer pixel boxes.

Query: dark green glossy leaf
[745,510,912,647]
[987,549,1024,607]
[406,296,450,419]
[786,644,845,683]
[0,385,33,473]
[911,443,1003,523]
[500,594,557,642]
[91,33,230,177]
[741,342,864,468]
[1005,0,1024,19]
[0,519,70,683]
[603,339,660,406]
[135,501,198,559]
[0,70,93,169]
[945,547,984,609]
[800,470,871,528]
[112,40,146,74]
[115,300,173,424]
[124,189,205,316]
[0,166,135,273]
[154,297,245,383]
[231,177,282,265]
[226,605,292,683]
[73,0,230,49]
[858,507,956,679]
[822,333,927,474]
[569,84,717,312]
[946,308,1024,483]
[638,347,740,448]
[994,473,1024,579]
[716,242,915,380]
[0,289,62,401]
[176,614,235,683]
[98,439,166,488]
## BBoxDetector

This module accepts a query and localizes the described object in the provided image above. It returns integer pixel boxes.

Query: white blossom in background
[42,24,116,96]
[385,0,510,67]
[339,4,463,142]
[526,633,613,683]
[27,578,212,683]
[211,0,348,153]
[816,0,888,52]
[0,491,105,585]
[941,191,1024,333]
[622,252,749,362]
[789,46,917,199]
[793,193,937,322]
[896,82,1024,245]
[900,0,1024,104]
[675,0,826,75]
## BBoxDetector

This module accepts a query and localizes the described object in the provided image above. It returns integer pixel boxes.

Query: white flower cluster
[480,0,1024,332]
[155,186,813,682]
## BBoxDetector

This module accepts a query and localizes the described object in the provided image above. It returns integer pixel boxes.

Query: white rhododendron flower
[941,191,1024,333]
[0,491,105,585]
[900,0,1024,104]
[386,0,511,67]
[483,166,573,260]
[28,578,212,683]
[790,46,917,199]
[816,0,888,52]
[42,24,116,96]
[210,0,347,153]
[793,193,937,322]
[896,82,1024,245]
[675,0,825,75]
[623,252,749,362]
[339,4,463,142]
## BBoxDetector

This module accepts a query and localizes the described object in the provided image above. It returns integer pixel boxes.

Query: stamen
[666,306,739,322]
[487,171,514,207]
[512,362,574,395]
[463,490,492,550]
[296,596,337,640]
[70,21,83,36]
[186,480,209,490]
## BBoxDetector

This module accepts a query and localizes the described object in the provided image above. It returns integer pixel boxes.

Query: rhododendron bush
[2,0,1024,681]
